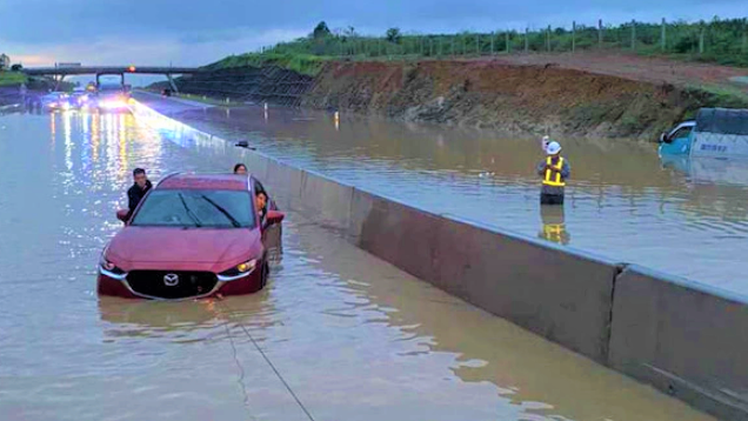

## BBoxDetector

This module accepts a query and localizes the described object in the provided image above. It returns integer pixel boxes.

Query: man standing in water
[127,168,152,217]
[536,141,570,205]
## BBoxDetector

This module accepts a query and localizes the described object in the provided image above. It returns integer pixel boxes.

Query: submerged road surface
[0,108,715,420]
[135,92,748,295]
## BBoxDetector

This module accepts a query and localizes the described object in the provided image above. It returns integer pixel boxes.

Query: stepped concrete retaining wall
[131,99,748,420]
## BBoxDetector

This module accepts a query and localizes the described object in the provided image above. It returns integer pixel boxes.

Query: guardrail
[129,99,748,420]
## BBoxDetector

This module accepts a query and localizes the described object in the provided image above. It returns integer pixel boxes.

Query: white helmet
[546,141,562,155]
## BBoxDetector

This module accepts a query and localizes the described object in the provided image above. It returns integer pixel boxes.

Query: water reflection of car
[40,91,71,111]
[98,173,285,300]
[660,154,748,187]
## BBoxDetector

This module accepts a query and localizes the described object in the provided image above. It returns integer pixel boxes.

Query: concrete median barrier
[435,216,619,363]
[264,158,303,209]
[348,190,618,363]
[298,170,354,233]
[609,266,748,420]
[348,190,441,283]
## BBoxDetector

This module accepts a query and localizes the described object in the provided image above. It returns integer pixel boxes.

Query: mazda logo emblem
[163,273,179,287]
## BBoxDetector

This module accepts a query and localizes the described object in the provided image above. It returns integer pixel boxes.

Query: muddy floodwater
[144,95,748,295]
[0,107,720,420]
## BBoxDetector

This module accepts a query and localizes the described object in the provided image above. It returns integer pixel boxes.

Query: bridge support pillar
[95,74,101,89]
[120,73,125,87]
[166,74,179,93]
[54,75,66,91]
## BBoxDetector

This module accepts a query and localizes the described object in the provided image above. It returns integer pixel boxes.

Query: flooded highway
[142,94,748,294]
[0,107,718,420]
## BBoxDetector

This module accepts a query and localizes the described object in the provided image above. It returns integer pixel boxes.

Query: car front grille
[126,271,218,299]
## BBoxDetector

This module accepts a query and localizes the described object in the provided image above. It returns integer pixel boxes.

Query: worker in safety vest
[536,140,570,205]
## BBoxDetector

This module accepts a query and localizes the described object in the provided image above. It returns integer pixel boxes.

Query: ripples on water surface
[0,107,716,420]
[154,98,748,294]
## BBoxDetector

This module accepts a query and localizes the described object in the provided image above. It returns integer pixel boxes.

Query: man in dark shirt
[127,168,152,218]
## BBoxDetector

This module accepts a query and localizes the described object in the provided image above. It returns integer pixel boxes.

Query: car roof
[156,173,252,191]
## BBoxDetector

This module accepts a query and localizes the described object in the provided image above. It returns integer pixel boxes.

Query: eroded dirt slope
[302,59,746,139]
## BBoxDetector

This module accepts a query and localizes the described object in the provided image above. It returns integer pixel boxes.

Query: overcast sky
[1,0,745,67]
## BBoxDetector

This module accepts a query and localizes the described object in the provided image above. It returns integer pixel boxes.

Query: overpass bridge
[22,65,201,92]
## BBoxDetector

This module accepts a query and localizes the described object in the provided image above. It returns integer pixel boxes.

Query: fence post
[572,21,576,53]
[631,20,636,51]
[661,18,666,51]
[525,28,529,53]
[598,19,603,47]
[546,25,551,52]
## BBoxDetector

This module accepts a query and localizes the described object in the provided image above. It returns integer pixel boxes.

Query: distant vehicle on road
[95,83,130,111]
[98,173,285,300]
[40,91,71,111]
[69,87,92,110]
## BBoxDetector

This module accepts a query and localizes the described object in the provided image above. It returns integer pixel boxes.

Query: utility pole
[699,26,705,54]
[490,32,495,55]
[546,25,551,52]
[661,18,667,51]
[525,28,529,53]
[631,20,636,51]
[506,31,510,53]
[572,21,576,53]
[598,19,603,48]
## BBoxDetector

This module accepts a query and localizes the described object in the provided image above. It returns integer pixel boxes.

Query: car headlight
[218,259,257,279]
[99,254,125,275]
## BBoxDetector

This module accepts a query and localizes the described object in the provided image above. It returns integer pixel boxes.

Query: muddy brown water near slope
[0,107,716,420]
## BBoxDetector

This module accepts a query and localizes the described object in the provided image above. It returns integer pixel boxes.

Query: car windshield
[131,189,256,229]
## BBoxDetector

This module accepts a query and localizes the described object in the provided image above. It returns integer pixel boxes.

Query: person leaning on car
[127,168,152,218]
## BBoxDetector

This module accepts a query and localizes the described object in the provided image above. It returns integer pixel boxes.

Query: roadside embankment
[165,57,748,140]
[302,60,748,139]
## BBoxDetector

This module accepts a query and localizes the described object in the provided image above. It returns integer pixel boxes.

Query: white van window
[670,126,693,141]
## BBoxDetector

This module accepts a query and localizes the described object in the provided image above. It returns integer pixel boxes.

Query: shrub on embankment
[301,60,748,139]
[0,71,27,87]
[204,52,328,76]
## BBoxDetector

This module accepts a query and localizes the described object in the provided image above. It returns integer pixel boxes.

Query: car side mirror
[265,210,285,226]
[116,209,130,224]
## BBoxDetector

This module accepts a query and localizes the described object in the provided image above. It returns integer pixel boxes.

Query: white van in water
[659,108,748,158]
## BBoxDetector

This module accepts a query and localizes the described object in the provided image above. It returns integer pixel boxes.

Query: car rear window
[131,189,256,229]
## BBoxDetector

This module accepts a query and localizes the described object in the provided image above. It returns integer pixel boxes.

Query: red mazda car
[97,173,284,300]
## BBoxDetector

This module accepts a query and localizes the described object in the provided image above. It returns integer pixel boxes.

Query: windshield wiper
[199,195,241,228]
[178,193,203,227]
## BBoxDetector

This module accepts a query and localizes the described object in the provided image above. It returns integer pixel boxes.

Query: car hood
[106,227,261,268]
